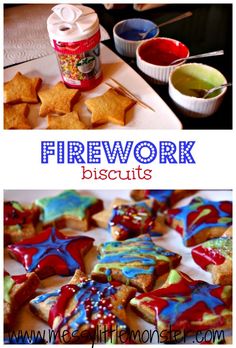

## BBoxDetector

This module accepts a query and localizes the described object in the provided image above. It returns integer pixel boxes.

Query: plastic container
[47,4,102,90]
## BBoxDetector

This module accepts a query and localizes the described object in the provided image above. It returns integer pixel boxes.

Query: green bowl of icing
[169,63,228,117]
[170,63,226,99]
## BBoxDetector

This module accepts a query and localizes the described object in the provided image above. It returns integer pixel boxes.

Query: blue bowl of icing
[113,18,159,58]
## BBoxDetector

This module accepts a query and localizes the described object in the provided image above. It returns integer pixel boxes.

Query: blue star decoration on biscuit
[8,227,94,279]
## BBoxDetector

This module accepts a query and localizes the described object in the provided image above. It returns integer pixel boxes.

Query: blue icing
[39,279,127,342]
[161,282,224,325]
[105,269,112,276]
[100,253,156,266]
[149,190,173,203]
[36,190,96,223]
[98,235,175,279]
[109,201,155,235]
[123,266,155,278]
[31,289,60,304]
[169,197,232,245]
[22,227,82,273]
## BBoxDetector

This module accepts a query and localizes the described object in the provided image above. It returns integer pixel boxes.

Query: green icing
[4,275,15,303]
[204,237,232,260]
[167,270,182,284]
[171,64,226,98]
[221,285,232,302]
[12,201,24,212]
[35,190,97,223]
[93,262,127,273]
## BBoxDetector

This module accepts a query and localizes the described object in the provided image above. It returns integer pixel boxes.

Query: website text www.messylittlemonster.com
[5,326,226,345]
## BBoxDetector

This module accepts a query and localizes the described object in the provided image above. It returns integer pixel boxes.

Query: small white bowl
[113,18,159,58]
[169,63,227,117]
[136,37,189,84]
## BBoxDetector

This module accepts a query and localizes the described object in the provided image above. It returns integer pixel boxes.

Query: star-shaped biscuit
[91,235,181,292]
[85,88,135,127]
[35,190,103,231]
[4,201,39,245]
[4,72,42,104]
[93,198,167,239]
[4,270,40,331]
[30,269,136,344]
[192,226,232,285]
[7,227,94,279]
[92,198,130,229]
[4,103,31,129]
[164,197,232,246]
[47,111,87,129]
[38,82,80,117]
[130,270,232,341]
[131,190,198,210]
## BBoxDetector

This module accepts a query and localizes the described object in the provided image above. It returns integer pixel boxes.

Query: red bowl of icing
[138,37,189,66]
[136,37,189,84]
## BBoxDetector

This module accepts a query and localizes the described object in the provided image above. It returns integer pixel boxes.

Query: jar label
[52,30,101,55]
[53,30,102,89]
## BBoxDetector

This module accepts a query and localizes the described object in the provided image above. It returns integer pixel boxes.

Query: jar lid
[47,4,99,42]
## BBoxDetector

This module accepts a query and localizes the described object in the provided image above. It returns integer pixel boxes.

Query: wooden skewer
[108,78,155,112]
[105,82,137,103]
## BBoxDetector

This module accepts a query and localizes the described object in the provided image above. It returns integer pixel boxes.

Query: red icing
[220,201,232,215]
[135,271,231,332]
[4,270,27,284]
[49,284,78,327]
[192,245,225,270]
[112,205,154,233]
[187,205,219,227]
[139,38,189,66]
[4,201,33,226]
[11,274,28,284]
[48,281,120,343]
[110,280,122,287]
[7,227,94,277]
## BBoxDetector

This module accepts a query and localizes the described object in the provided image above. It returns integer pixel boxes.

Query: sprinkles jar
[47,4,102,90]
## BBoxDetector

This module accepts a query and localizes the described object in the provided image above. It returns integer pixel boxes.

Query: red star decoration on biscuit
[8,227,94,279]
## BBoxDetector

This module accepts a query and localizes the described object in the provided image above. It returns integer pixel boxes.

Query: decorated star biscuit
[4,103,31,129]
[91,235,181,292]
[47,111,87,129]
[85,88,135,127]
[30,270,136,344]
[93,198,166,239]
[192,226,232,285]
[92,198,130,229]
[38,82,80,117]
[7,227,94,279]
[164,197,232,246]
[131,190,198,210]
[109,200,163,240]
[4,270,40,331]
[35,190,103,231]
[4,201,39,246]
[130,269,232,342]
[4,72,42,104]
